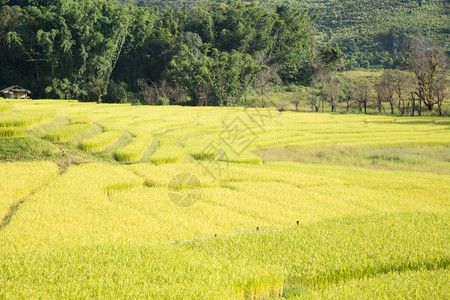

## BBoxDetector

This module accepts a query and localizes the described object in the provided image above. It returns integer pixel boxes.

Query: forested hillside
[0,1,314,102]
[289,0,449,69]
[127,0,450,69]
[0,0,448,106]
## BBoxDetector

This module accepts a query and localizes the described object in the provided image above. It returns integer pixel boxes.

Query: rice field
[81,130,123,152]
[0,127,25,138]
[44,123,92,142]
[0,98,449,298]
[0,161,59,221]
[0,108,55,128]
[114,133,153,162]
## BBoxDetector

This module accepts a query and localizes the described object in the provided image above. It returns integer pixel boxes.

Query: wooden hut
[0,85,31,99]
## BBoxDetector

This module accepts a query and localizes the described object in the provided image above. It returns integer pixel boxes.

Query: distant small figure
[296,220,300,225]
[214,234,217,237]
[256,226,260,231]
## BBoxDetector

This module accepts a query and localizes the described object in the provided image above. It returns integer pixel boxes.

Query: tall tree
[355,80,370,114]
[253,53,281,108]
[338,75,354,112]
[391,69,412,115]
[410,43,447,112]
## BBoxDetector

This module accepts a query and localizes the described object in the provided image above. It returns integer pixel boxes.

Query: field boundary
[0,176,58,230]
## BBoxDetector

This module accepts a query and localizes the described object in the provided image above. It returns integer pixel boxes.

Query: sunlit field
[0,98,449,298]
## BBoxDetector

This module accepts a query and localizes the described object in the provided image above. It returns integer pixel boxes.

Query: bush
[156,97,170,106]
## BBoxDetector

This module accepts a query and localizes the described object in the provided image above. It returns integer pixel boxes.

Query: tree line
[306,38,448,116]
[0,0,314,104]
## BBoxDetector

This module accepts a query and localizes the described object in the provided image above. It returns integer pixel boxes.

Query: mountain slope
[126,0,449,68]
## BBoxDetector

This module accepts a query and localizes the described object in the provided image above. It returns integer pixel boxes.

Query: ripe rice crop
[67,113,91,124]
[0,127,25,138]
[0,109,56,128]
[220,148,263,164]
[44,123,92,142]
[80,130,122,152]
[114,134,153,162]
[0,100,449,298]
[0,161,58,221]
[0,103,13,113]
[127,163,219,188]
[182,136,219,160]
[304,269,449,299]
[150,135,186,164]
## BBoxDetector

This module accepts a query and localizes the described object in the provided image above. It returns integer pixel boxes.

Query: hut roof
[1,85,31,93]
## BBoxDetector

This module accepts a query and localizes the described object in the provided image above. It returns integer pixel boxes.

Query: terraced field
[0,98,449,298]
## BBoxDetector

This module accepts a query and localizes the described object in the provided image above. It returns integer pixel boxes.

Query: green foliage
[129,0,449,70]
[0,0,315,103]
[0,137,53,160]
[1,0,130,101]
[291,0,449,69]
[320,44,346,71]
[156,96,170,105]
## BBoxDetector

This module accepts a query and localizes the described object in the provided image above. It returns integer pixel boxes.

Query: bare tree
[382,70,396,114]
[277,101,289,112]
[308,86,320,112]
[291,99,300,111]
[253,53,282,108]
[406,83,417,116]
[195,83,210,106]
[338,75,354,112]
[158,80,186,104]
[375,70,396,114]
[433,74,448,116]
[391,69,412,115]
[411,45,447,112]
[137,78,157,105]
[355,80,370,114]
[374,81,386,113]
[326,77,339,112]
[138,79,186,105]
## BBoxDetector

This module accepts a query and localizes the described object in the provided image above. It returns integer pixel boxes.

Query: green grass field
[0,98,449,299]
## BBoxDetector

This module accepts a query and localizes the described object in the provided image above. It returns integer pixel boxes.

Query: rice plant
[0,103,13,113]
[114,134,153,162]
[0,161,58,221]
[183,136,219,160]
[0,127,25,138]
[44,123,92,142]
[0,109,56,128]
[150,135,186,164]
[0,99,449,299]
[67,113,91,124]
[80,130,122,152]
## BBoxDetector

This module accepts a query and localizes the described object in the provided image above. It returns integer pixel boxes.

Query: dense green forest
[124,0,450,69]
[288,0,449,69]
[0,0,448,108]
[0,0,315,102]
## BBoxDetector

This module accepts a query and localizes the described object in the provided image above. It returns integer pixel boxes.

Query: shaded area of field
[259,144,450,174]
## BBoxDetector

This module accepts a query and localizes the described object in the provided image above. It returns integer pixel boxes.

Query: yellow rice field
[0,98,449,298]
